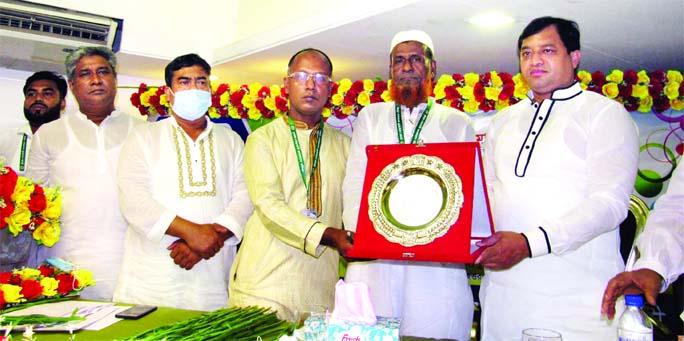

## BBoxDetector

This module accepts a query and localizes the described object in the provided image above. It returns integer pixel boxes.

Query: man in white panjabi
[476,17,639,340]
[342,31,475,340]
[113,54,252,311]
[229,49,352,321]
[0,71,67,272]
[27,47,140,300]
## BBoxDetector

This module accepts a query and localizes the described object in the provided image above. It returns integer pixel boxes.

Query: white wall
[0,68,162,130]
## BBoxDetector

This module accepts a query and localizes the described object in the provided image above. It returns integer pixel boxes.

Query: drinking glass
[522,328,562,341]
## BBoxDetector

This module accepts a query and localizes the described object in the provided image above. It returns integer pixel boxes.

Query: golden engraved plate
[367,154,463,246]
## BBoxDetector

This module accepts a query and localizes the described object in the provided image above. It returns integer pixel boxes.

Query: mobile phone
[115,305,158,319]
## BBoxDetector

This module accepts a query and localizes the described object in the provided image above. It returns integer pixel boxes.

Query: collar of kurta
[171,115,213,141]
[282,115,322,130]
[526,81,582,105]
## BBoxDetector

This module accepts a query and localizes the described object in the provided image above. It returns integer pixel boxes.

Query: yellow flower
[579,82,588,90]
[602,83,619,99]
[457,85,475,100]
[241,94,256,109]
[159,94,168,107]
[664,81,681,100]
[631,84,649,99]
[12,177,34,203]
[463,100,480,113]
[606,69,624,84]
[247,107,261,120]
[331,93,344,106]
[40,277,59,297]
[248,82,263,95]
[17,268,41,280]
[513,73,529,99]
[490,71,503,88]
[436,74,455,87]
[139,91,152,106]
[228,107,240,119]
[207,107,220,119]
[270,85,282,97]
[74,269,95,288]
[0,284,24,303]
[41,187,62,221]
[381,90,392,102]
[342,106,353,116]
[637,70,650,84]
[485,86,501,101]
[671,98,684,111]
[357,92,370,106]
[363,79,374,92]
[264,97,276,111]
[667,70,683,84]
[321,107,331,118]
[577,70,592,85]
[464,73,479,87]
[433,83,446,100]
[33,220,60,247]
[638,96,653,113]
[495,99,510,111]
[338,79,352,94]
[8,205,31,236]
[219,92,230,107]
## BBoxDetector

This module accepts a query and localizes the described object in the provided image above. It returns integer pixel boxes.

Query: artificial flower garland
[0,163,62,247]
[130,69,684,121]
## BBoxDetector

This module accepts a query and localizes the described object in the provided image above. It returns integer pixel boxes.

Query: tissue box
[304,315,400,341]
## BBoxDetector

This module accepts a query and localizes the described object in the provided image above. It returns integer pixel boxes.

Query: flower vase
[0,231,33,272]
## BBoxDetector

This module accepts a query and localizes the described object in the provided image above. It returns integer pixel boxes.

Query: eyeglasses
[288,71,331,84]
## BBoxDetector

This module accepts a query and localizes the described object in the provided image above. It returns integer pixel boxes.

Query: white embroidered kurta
[634,163,684,288]
[26,110,140,300]
[342,100,475,340]
[113,117,252,311]
[481,82,639,340]
[229,118,349,322]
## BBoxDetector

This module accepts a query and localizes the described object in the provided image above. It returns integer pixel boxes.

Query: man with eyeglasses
[228,48,352,321]
[342,30,475,340]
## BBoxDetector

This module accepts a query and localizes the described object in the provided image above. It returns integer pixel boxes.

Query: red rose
[624,70,638,85]
[137,106,148,116]
[275,96,288,112]
[0,272,12,284]
[480,72,491,84]
[0,201,14,228]
[624,97,639,112]
[479,99,495,112]
[39,265,55,277]
[0,289,5,308]
[29,186,47,213]
[216,83,229,95]
[230,91,245,107]
[649,70,667,84]
[138,83,147,93]
[20,279,43,300]
[452,73,465,86]
[258,86,270,98]
[280,86,287,98]
[499,83,515,101]
[9,273,21,285]
[130,92,141,107]
[351,80,364,93]
[156,106,168,117]
[649,80,663,97]
[370,93,383,103]
[374,81,387,93]
[343,92,357,106]
[473,82,485,102]
[0,167,18,199]
[55,274,76,295]
[618,83,632,98]
[445,86,462,101]
[254,99,267,114]
[211,94,221,108]
[499,72,513,84]
[653,97,671,113]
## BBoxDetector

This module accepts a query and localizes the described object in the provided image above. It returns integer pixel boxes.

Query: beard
[24,101,62,127]
[389,77,432,108]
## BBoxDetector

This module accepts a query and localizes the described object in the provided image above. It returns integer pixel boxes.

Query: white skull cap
[390,30,434,55]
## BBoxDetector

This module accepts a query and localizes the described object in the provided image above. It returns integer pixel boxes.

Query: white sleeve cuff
[213,214,243,245]
[149,209,177,242]
[522,226,552,258]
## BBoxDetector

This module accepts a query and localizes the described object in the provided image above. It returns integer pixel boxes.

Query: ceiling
[2,0,683,86]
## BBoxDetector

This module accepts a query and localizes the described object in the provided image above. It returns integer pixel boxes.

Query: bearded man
[342,30,475,340]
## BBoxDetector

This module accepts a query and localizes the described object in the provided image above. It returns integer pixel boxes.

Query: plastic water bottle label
[618,330,653,341]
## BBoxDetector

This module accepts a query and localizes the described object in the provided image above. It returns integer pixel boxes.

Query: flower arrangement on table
[0,265,94,311]
[0,163,61,248]
[129,69,684,122]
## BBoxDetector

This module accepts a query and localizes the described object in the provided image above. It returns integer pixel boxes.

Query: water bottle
[617,294,653,341]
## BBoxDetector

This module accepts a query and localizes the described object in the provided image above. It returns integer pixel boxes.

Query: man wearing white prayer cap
[342,29,475,340]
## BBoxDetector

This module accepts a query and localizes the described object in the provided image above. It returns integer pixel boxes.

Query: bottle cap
[625,294,644,307]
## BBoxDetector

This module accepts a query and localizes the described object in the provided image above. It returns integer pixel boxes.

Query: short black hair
[518,16,580,53]
[23,71,68,100]
[165,53,211,87]
[287,48,333,75]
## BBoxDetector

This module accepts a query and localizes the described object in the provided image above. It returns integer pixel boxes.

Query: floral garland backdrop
[130,69,684,120]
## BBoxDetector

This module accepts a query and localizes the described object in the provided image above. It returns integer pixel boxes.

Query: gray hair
[65,46,117,81]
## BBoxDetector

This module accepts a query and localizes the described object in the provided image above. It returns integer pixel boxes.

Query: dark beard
[389,78,432,108]
[24,102,62,127]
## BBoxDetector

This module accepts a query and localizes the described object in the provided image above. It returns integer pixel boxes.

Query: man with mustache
[0,71,67,272]
[342,30,475,340]
[229,48,352,321]
[476,17,638,339]
[27,46,141,301]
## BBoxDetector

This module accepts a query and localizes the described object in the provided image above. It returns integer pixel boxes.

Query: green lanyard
[288,117,323,197]
[395,98,433,144]
[19,133,28,172]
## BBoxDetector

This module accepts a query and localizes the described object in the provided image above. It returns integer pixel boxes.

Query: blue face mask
[171,89,211,121]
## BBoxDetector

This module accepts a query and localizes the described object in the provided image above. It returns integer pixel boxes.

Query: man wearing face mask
[113,53,252,311]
